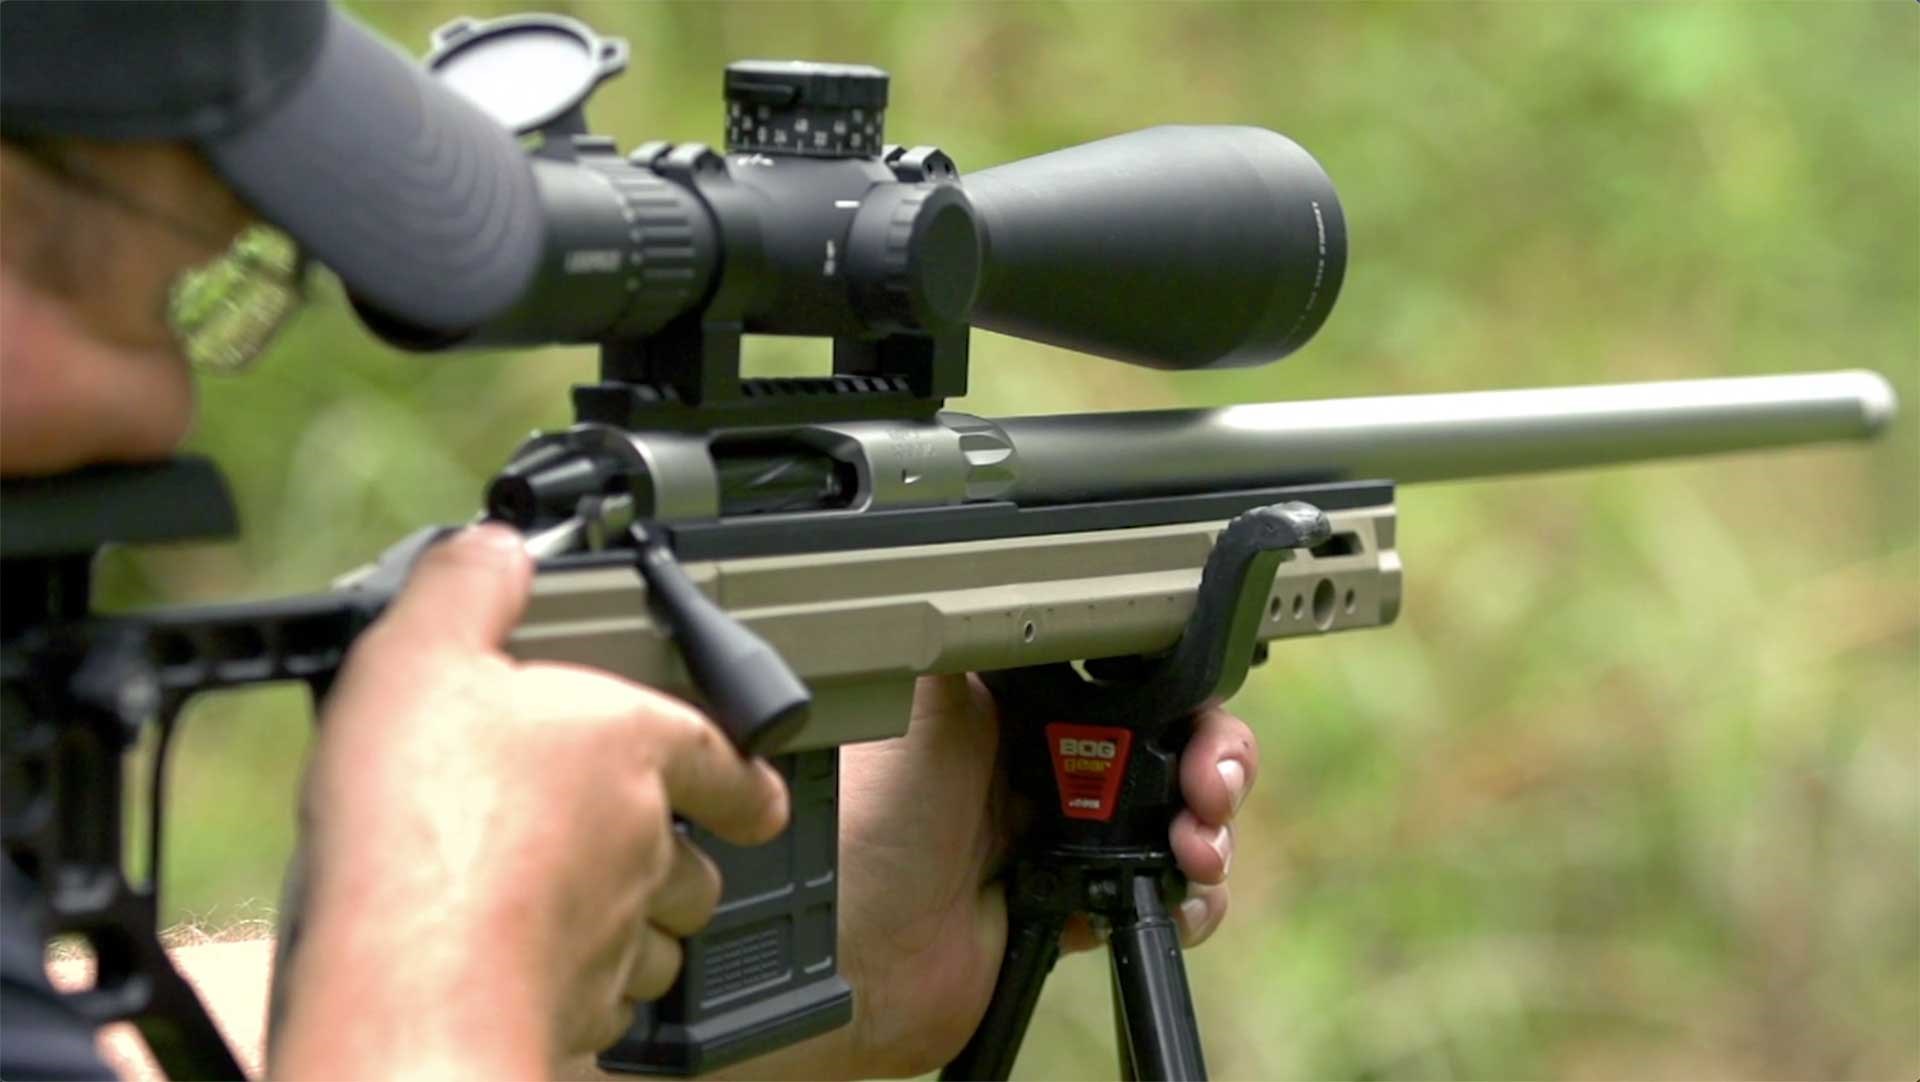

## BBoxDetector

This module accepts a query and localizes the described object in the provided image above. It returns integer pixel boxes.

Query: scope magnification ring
[579,160,708,332]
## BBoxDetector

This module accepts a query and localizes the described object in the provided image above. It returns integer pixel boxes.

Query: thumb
[377,524,534,652]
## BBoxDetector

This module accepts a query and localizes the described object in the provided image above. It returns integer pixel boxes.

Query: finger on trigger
[649,834,723,938]
[1180,707,1258,824]
[648,691,790,845]
[625,924,686,1003]
[376,524,533,652]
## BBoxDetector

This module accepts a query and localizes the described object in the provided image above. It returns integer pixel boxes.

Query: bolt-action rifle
[0,14,1898,1081]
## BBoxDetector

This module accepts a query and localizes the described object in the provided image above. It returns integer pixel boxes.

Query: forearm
[87,922,948,1082]
[271,895,556,1080]
[54,930,550,1081]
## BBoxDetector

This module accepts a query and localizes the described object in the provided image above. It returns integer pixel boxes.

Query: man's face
[0,140,253,476]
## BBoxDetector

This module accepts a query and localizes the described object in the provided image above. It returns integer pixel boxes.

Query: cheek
[0,273,196,475]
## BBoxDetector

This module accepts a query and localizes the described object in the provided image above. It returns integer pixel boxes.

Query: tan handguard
[509,499,1401,751]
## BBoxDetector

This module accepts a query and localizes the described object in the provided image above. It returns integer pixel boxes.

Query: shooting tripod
[943,499,1338,1082]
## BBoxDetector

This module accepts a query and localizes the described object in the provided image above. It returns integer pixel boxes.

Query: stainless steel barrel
[991,370,1897,505]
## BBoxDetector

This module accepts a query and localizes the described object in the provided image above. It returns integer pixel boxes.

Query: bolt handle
[629,524,811,755]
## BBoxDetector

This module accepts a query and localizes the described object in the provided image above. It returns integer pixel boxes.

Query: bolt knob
[723,60,889,158]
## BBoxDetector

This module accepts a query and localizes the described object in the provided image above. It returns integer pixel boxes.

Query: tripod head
[355,13,1347,429]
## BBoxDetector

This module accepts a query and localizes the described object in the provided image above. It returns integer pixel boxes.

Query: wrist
[272,871,556,1078]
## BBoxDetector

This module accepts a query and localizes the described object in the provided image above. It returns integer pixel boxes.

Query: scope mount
[576,124,972,434]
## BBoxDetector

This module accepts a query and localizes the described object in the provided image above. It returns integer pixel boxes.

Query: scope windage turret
[362,17,1346,378]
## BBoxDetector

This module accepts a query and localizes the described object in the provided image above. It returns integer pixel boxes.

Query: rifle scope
[358,15,1345,374]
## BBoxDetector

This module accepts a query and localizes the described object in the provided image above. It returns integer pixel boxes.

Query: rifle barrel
[995,370,1896,505]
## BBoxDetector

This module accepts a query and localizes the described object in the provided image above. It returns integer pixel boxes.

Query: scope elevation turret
[723,60,890,158]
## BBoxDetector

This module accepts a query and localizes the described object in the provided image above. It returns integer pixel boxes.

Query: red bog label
[1046,724,1133,821]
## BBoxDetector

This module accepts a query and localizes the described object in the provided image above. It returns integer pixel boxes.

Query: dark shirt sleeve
[0,857,114,1081]
[0,0,323,142]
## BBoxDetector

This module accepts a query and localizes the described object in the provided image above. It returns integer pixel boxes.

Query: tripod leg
[941,905,1069,1081]
[1108,875,1207,1081]
[1112,947,1137,1082]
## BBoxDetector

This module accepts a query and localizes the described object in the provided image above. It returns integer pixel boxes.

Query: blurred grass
[94,2,1917,1078]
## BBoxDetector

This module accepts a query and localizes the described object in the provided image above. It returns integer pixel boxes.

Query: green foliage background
[100,3,1916,1078]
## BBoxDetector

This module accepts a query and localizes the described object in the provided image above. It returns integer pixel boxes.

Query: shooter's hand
[797,674,1258,1078]
[269,526,789,1079]
[1095,697,1252,950]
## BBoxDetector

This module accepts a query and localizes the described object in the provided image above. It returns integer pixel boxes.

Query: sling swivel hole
[1344,588,1358,614]
[1312,579,1337,630]
[1291,595,1306,620]
[1267,596,1281,621]
[1021,620,1036,643]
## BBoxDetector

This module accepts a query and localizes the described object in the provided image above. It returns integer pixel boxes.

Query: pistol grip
[598,749,851,1075]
